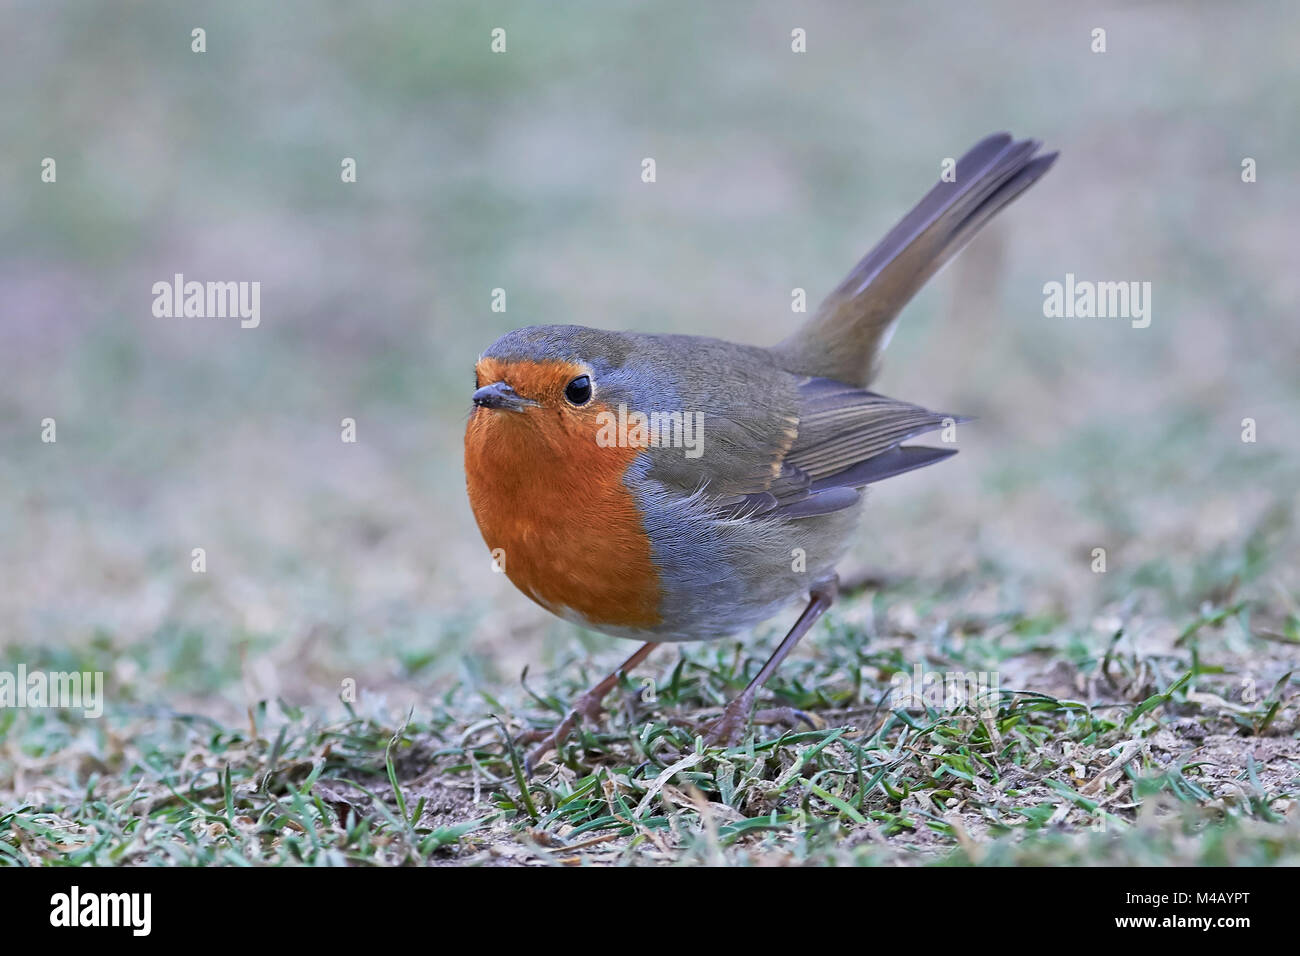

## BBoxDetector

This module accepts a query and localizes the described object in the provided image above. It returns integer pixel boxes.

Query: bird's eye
[564,375,593,406]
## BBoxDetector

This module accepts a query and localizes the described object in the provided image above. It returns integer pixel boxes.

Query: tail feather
[773,133,1058,386]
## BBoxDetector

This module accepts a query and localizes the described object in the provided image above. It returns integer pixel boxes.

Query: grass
[5,539,1298,866]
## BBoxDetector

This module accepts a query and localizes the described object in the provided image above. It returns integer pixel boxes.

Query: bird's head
[466,325,672,455]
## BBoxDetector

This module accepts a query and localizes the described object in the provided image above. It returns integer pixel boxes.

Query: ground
[5,543,1299,865]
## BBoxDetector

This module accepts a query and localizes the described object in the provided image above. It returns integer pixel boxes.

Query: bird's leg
[704,575,838,747]
[517,641,660,776]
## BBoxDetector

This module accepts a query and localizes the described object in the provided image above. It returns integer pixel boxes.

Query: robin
[464,132,1056,772]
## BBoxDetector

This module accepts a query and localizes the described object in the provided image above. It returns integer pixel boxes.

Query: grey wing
[633,340,961,521]
[729,376,963,520]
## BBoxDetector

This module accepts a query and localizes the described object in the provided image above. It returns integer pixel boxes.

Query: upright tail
[773,132,1058,387]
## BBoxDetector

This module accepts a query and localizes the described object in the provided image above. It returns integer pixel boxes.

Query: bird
[464,132,1057,773]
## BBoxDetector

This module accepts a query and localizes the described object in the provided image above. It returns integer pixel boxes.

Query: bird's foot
[702,699,822,747]
[512,642,662,778]
[701,694,753,748]
[515,691,606,777]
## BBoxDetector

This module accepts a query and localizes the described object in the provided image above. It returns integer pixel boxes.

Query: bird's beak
[472,381,537,412]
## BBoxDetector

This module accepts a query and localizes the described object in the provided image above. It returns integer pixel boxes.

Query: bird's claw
[515,692,606,777]
[701,701,821,748]
[701,696,752,748]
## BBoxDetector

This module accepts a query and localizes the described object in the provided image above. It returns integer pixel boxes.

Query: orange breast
[464,363,662,631]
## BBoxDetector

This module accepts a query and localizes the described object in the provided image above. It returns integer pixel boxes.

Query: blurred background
[3,1,1297,720]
